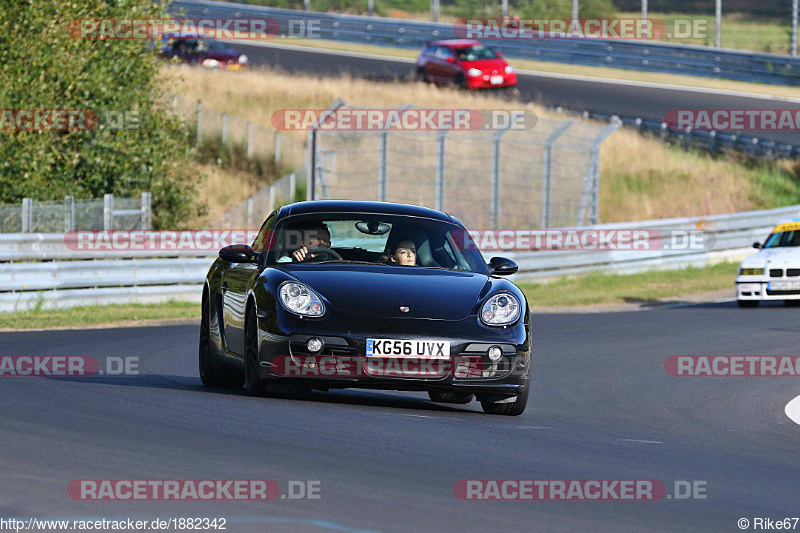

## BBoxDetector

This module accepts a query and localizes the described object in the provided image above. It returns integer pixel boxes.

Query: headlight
[480,292,521,326]
[739,267,764,276]
[505,65,514,74]
[201,58,220,68]
[467,68,482,77]
[239,54,249,65]
[279,282,325,317]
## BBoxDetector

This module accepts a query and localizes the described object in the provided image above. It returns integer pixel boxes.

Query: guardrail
[170,0,800,87]
[2,204,797,312]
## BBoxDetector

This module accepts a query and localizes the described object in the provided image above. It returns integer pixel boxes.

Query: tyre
[480,383,529,416]
[199,291,243,388]
[737,299,759,308]
[243,305,266,396]
[428,391,474,404]
[455,74,466,89]
[416,68,428,83]
[784,300,800,307]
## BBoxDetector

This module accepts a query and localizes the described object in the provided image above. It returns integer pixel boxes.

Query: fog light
[307,337,323,353]
[488,345,502,362]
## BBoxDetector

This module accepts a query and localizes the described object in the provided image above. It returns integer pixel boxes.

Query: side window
[435,46,454,60]
[251,213,276,253]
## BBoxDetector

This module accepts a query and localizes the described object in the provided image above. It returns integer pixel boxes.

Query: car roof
[278,200,456,223]
[427,39,483,48]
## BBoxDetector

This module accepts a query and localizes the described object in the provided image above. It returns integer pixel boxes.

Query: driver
[292,223,333,262]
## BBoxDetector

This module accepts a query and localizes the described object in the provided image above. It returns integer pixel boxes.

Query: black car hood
[281,264,489,321]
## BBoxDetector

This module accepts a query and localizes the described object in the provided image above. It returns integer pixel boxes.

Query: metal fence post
[275,130,281,163]
[21,198,32,233]
[269,184,276,213]
[490,125,512,230]
[64,195,74,231]
[246,197,254,228]
[434,131,446,211]
[715,0,722,49]
[578,121,621,226]
[103,193,114,230]
[141,192,152,230]
[196,102,202,144]
[308,129,316,201]
[247,122,254,158]
[792,0,798,57]
[289,172,296,203]
[377,131,388,202]
[542,120,575,229]
[221,113,227,144]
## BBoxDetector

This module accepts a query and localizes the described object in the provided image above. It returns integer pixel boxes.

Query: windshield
[262,213,489,274]
[455,44,498,61]
[763,229,800,248]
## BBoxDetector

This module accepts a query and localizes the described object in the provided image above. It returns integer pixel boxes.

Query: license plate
[366,339,450,359]
[490,75,504,85]
[769,280,800,291]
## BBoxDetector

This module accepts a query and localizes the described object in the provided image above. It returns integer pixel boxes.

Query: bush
[0,0,201,228]
[519,0,617,19]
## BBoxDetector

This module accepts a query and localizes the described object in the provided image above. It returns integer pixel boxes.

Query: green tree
[0,0,201,228]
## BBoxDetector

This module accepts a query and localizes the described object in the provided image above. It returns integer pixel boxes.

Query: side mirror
[752,242,761,249]
[445,56,455,63]
[488,257,518,276]
[219,244,259,264]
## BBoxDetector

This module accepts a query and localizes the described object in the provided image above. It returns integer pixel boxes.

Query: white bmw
[736,219,800,307]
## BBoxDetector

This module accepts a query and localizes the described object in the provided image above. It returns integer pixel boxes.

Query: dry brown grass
[168,65,799,224]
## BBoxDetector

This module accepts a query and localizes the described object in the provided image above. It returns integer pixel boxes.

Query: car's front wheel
[428,391,474,404]
[480,383,529,416]
[199,292,243,388]
[738,299,759,308]
[416,67,428,83]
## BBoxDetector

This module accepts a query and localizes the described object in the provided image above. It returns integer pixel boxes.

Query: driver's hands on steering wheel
[292,246,312,262]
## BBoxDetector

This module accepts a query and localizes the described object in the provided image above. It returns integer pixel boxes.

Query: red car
[415,39,517,89]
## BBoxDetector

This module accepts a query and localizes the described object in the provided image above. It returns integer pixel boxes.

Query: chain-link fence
[170,95,307,171]
[205,171,306,229]
[0,193,152,233]
[310,101,619,229]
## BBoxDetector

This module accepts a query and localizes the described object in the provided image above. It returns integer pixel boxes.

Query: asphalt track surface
[2,301,800,532]
[231,42,800,147]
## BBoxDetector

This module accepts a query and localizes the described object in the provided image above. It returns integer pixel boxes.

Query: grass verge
[0,301,199,331]
[518,262,738,307]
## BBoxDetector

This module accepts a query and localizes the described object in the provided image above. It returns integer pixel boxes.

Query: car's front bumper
[256,313,532,399]
[736,276,800,300]
[465,73,518,89]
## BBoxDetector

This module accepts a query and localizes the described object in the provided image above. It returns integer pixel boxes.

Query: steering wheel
[299,247,342,262]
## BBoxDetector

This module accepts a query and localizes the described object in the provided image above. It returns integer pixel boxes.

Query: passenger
[381,239,417,266]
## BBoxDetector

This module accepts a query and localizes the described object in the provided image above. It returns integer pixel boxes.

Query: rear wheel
[416,68,428,83]
[480,383,529,416]
[199,292,243,388]
[243,305,266,396]
[738,299,759,308]
[428,391,474,404]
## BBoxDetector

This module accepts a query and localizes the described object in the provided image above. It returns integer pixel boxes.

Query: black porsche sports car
[199,201,532,415]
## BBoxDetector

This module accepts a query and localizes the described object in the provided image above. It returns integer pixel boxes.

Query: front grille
[788,269,800,277]
[766,290,800,296]
[770,269,784,277]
